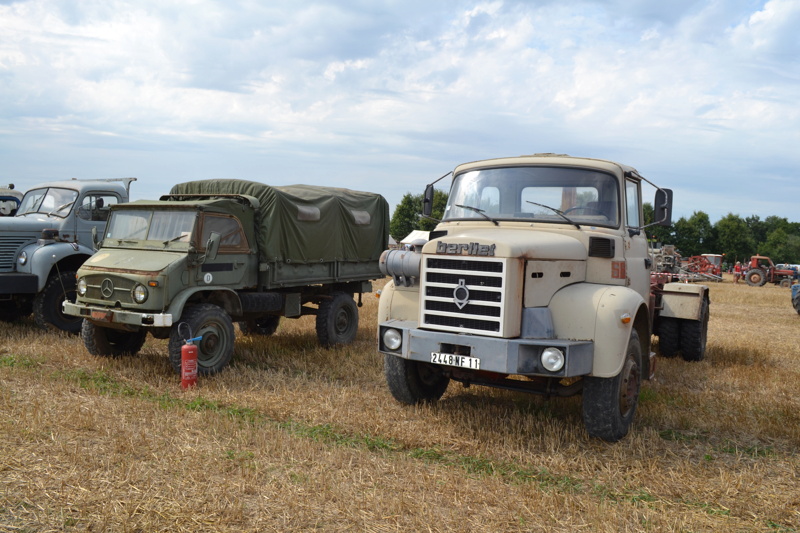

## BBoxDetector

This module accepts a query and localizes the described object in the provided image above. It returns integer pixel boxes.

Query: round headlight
[77,278,87,296]
[382,328,402,351]
[17,251,27,266]
[132,284,148,304]
[541,347,565,372]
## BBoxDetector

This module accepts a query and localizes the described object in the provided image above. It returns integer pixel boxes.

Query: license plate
[90,310,113,322]
[431,352,480,370]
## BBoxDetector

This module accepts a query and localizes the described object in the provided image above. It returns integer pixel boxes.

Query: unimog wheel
[744,268,767,287]
[384,354,450,405]
[316,292,359,347]
[168,303,235,376]
[33,271,81,334]
[657,317,681,358]
[82,320,147,357]
[582,330,642,442]
[239,315,281,336]
[680,298,709,362]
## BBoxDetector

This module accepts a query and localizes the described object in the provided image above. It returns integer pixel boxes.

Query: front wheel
[744,269,766,287]
[33,271,81,334]
[82,320,147,357]
[384,354,450,405]
[582,330,642,442]
[168,304,235,376]
[316,292,359,347]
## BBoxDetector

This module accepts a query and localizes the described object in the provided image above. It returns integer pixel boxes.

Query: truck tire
[316,292,358,347]
[33,271,82,334]
[82,320,147,357]
[384,354,450,405]
[582,330,642,442]
[744,269,767,287]
[679,299,709,362]
[794,297,800,315]
[239,315,281,336]
[657,318,681,358]
[168,303,235,376]
[779,278,792,288]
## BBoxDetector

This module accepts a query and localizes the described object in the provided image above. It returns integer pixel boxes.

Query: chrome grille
[0,236,34,271]
[420,256,514,337]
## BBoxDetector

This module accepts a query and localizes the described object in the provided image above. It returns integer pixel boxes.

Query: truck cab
[377,154,702,442]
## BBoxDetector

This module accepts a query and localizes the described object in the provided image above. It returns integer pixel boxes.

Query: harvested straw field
[1,276,799,532]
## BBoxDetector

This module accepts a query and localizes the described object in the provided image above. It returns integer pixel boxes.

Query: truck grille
[420,256,520,337]
[0,236,34,271]
[82,274,135,305]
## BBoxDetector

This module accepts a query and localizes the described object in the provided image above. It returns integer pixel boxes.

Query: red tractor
[744,255,795,288]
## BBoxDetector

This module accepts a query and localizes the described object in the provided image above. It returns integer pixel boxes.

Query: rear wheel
[582,330,642,442]
[680,299,709,362]
[657,318,680,358]
[33,271,81,333]
[82,320,147,357]
[169,304,235,376]
[384,354,450,405]
[316,292,359,347]
[745,269,767,287]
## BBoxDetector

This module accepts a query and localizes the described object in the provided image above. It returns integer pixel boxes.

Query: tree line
[644,204,800,265]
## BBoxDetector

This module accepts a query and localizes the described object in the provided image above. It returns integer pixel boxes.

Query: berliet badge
[453,279,469,309]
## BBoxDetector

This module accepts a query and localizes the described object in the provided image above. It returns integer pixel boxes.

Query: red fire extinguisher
[181,334,202,389]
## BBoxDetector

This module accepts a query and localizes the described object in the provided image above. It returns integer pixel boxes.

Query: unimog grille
[420,256,521,338]
[81,274,137,306]
[0,237,33,271]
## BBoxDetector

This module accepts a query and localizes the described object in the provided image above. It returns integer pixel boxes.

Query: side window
[200,214,248,252]
[625,179,641,228]
[77,194,119,221]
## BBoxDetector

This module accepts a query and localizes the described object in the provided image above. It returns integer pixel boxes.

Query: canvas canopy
[167,180,389,265]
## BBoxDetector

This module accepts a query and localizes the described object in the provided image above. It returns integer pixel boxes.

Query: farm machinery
[744,255,795,288]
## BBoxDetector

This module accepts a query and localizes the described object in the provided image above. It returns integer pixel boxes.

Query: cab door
[196,213,254,287]
[622,178,651,302]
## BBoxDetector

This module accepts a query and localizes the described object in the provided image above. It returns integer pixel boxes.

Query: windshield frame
[442,165,621,228]
[17,187,80,219]
[105,208,198,245]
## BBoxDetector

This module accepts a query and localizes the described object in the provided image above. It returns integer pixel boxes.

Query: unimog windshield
[17,187,79,218]
[106,209,197,244]
[443,166,620,227]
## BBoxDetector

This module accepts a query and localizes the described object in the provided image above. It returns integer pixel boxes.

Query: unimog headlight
[17,251,27,266]
[77,278,87,296]
[132,283,149,304]
[541,347,565,372]
[382,328,402,351]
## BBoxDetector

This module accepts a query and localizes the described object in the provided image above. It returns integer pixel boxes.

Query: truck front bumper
[378,320,594,378]
[0,273,38,295]
[63,301,173,328]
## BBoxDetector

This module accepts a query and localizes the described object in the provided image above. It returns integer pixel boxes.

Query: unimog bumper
[63,301,173,328]
[378,320,594,378]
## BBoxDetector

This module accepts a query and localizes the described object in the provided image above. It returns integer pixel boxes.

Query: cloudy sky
[1,0,798,223]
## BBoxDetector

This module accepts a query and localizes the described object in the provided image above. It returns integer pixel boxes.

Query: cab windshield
[444,166,620,227]
[106,209,196,243]
[17,187,79,218]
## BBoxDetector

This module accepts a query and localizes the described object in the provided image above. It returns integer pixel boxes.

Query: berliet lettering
[436,241,496,256]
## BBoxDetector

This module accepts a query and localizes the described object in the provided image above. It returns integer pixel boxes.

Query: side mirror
[422,184,434,217]
[206,232,221,261]
[653,189,673,226]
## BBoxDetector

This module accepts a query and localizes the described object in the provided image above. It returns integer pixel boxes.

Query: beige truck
[377,154,709,442]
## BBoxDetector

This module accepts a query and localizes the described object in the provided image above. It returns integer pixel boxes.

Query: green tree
[643,202,674,246]
[389,190,448,243]
[714,213,754,264]
[673,211,713,257]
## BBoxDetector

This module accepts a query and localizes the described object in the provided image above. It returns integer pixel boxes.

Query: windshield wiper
[163,234,188,246]
[48,201,75,217]
[525,201,581,229]
[455,204,499,226]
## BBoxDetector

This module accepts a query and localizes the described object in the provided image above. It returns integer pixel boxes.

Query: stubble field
[1,276,799,532]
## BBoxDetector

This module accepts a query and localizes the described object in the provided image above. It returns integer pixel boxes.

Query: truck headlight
[132,284,148,304]
[17,251,27,266]
[382,328,402,351]
[541,347,565,372]
[77,278,87,296]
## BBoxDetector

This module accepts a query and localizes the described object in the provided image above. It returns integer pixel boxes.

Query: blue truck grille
[0,236,34,271]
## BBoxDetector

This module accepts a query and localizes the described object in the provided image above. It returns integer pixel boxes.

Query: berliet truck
[377,154,709,442]
[64,180,388,375]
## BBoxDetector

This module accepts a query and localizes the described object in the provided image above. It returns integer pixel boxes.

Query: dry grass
[2,276,799,532]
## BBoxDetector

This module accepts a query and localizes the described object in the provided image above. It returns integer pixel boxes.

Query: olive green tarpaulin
[168,180,389,265]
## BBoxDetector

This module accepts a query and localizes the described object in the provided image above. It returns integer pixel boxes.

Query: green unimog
[64,180,389,375]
